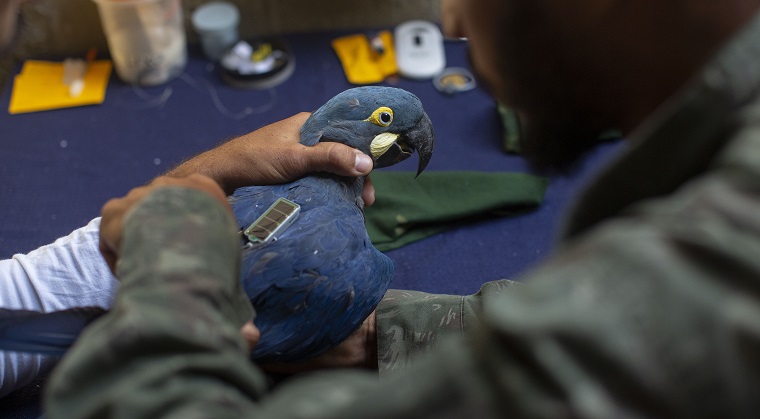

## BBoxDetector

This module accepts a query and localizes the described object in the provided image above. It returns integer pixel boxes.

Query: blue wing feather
[230,175,393,363]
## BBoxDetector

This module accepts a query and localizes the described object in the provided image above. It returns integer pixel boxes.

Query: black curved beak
[373,112,434,176]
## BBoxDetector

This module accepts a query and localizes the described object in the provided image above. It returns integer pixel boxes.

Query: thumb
[306,142,373,177]
[240,321,260,352]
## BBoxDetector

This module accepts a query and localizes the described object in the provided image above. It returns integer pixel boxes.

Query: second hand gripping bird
[233,86,434,363]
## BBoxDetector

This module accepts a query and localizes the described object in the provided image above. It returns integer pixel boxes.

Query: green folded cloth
[365,171,549,252]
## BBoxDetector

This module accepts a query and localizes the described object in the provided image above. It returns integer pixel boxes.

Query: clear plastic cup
[92,0,187,85]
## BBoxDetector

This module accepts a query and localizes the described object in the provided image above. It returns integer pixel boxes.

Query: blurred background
[1,0,440,86]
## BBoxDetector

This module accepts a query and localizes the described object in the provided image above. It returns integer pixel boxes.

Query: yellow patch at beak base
[370,132,399,159]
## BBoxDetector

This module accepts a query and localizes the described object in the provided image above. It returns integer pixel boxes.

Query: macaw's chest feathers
[228,174,390,363]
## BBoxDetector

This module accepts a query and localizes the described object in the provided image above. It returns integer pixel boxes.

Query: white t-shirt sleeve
[0,217,118,397]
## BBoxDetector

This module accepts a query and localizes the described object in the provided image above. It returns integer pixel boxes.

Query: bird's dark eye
[366,106,394,127]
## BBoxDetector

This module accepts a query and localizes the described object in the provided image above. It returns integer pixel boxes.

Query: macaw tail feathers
[0,307,106,356]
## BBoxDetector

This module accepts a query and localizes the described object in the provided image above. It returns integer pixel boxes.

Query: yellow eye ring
[365,107,394,127]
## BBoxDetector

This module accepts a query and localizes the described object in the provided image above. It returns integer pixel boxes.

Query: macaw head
[300,86,434,176]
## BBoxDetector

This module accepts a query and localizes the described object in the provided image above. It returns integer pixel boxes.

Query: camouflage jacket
[46,11,760,418]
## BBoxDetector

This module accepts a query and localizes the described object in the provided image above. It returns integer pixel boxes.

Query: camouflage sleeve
[376,280,521,375]
[44,187,267,418]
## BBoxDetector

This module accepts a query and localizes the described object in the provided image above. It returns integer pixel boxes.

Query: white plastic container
[394,20,446,80]
[191,1,240,61]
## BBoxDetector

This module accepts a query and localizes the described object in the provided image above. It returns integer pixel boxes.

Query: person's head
[442,0,760,171]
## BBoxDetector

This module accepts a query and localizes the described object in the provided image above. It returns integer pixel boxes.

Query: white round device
[394,20,446,80]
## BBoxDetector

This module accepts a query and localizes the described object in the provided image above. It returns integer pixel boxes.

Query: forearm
[163,142,250,195]
[45,188,264,418]
[0,217,117,313]
[376,280,520,375]
[0,217,118,396]
[162,113,315,196]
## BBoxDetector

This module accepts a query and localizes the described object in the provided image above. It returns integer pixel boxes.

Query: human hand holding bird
[164,112,377,202]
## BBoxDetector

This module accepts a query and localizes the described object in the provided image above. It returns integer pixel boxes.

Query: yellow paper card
[8,60,112,114]
[332,31,397,85]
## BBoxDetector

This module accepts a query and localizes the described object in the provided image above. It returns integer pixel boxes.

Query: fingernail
[354,152,373,174]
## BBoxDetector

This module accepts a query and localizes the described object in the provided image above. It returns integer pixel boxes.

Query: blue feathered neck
[306,172,366,213]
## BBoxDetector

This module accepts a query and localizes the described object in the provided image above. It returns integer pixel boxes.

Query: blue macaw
[235,86,434,362]
[0,86,434,364]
